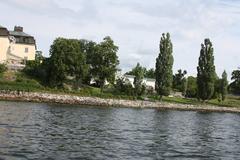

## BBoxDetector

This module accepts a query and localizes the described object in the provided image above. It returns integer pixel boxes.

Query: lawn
[0,71,239,108]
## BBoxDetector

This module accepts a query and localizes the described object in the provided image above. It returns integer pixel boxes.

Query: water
[0,101,240,160]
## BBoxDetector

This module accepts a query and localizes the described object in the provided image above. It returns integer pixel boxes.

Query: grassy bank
[0,71,239,108]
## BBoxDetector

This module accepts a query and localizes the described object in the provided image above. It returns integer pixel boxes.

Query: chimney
[14,26,23,32]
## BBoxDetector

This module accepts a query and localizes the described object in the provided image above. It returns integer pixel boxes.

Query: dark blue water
[0,101,239,160]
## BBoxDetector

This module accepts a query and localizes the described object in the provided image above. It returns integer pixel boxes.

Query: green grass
[148,94,240,108]
[0,71,240,107]
[208,96,240,108]
[162,97,200,105]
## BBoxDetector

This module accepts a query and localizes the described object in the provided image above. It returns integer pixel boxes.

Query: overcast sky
[1,0,240,77]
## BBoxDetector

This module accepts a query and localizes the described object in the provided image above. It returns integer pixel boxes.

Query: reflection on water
[0,101,239,159]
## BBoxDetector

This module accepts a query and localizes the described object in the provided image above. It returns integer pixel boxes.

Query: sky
[1,0,240,77]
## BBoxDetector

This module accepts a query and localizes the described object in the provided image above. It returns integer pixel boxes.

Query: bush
[185,76,197,98]
[0,63,7,73]
[114,77,134,96]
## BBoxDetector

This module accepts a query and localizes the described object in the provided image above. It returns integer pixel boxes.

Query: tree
[173,69,187,92]
[0,63,7,74]
[182,77,188,97]
[89,36,119,91]
[185,76,197,98]
[125,64,155,79]
[133,63,145,97]
[115,77,134,96]
[145,68,155,79]
[220,71,228,101]
[48,38,88,88]
[125,63,146,76]
[72,40,89,88]
[35,51,44,63]
[230,69,240,94]
[48,38,68,87]
[155,33,174,100]
[197,39,216,101]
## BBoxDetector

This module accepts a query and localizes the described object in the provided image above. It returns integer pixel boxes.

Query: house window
[25,47,29,53]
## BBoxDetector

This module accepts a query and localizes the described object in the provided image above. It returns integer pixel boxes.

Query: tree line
[24,36,119,91]
[24,34,240,101]
[123,33,239,101]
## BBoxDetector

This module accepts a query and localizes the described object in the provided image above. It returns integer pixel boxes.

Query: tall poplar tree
[220,71,228,101]
[197,38,216,101]
[155,33,174,100]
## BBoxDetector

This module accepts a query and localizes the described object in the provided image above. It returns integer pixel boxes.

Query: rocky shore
[0,91,239,113]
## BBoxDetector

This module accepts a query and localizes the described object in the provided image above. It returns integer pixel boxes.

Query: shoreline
[0,91,239,113]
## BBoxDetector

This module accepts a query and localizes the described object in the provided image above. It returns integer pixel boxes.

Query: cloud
[0,0,240,77]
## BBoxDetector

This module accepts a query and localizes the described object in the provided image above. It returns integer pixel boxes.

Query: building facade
[124,75,156,90]
[0,25,36,64]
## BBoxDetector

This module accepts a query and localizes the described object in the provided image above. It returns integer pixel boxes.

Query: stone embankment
[0,91,239,113]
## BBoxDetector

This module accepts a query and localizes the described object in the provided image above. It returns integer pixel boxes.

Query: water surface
[0,101,239,159]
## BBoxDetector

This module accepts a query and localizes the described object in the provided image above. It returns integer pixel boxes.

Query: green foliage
[185,76,197,98]
[48,38,70,87]
[133,63,146,97]
[125,63,146,76]
[197,39,216,101]
[155,33,174,99]
[0,63,7,74]
[48,38,89,88]
[0,72,43,92]
[89,36,119,90]
[23,58,49,84]
[114,77,134,96]
[230,69,240,94]
[145,68,155,79]
[220,71,228,101]
[173,69,187,92]
[182,78,188,97]
[208,95,240,108]
[126,64,155,79]
[35,51,44,63]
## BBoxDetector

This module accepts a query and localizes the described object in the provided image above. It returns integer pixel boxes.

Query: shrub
[0,63,7,73]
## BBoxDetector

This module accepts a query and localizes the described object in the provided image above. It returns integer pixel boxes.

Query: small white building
[124,75,156,90]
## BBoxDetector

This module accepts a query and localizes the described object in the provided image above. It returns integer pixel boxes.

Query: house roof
[9,31,32,37]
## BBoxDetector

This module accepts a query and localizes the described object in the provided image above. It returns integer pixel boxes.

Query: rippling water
[0,101,240,159]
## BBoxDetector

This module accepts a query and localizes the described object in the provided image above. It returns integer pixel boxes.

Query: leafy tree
[230,69,240,94]
[48,38,69,87]
[126,64,155,79]
[84,41,97,84]
[24,57,50,85]
[35,51,44,63]
[173,69,187,91]
[220,71,228,101]
[185,76,197,98]
[133,63,146,97]
[71,40,89,88]
[182,78,188,97]
[125,63,146,76]
[145,68,155,79]
[115,77,134,96]
[89,36,119,91]
[0,63,7,74]
[155,33,174,100]
[48,38,88,88]
[197,39,216,101]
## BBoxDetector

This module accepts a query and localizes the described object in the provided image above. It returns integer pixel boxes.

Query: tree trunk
[159,95,163,101]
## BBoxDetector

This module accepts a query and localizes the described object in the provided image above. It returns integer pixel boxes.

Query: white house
[124,75,156,90]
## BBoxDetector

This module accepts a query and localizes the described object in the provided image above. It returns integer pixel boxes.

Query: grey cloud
[1,0,240,76]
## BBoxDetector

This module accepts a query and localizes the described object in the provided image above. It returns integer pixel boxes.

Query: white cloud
[0,0,239,77]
